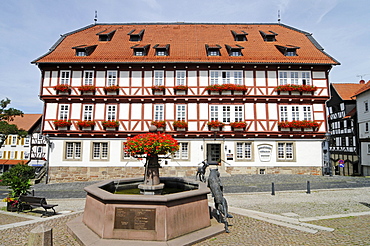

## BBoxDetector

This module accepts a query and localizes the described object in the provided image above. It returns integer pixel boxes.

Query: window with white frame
[122,143,131,159]
[59,105,69,120]
[154,104,164,121]
[278,71,311,85]
[83,105,93,121]
[277,142,294,161]
[367,144,370,154]
[154,71,164,85]
[176,71,186,85]
[365,101,369,112]
[107,71,117,86]
[279,105,313,121]
[210,70,243,85]
[173,142,189,160]
[210,105,244,123]
[11,136,17,146]
[236,142,252,160]
[176,105,186,121]
[92,142,108,160]
[365,122,369,132]
[107,105,116,121]
[60,70,70,85]
[84,71,94,85]
[65,142,81,160]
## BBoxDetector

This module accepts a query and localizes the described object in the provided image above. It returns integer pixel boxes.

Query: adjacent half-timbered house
[326,82,365,175]
[32,23,339,182]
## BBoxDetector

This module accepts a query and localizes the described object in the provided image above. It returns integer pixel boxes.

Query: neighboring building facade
[354,81,370,175]
[32,23,339,183]
[326,83,364,175]
[0,114,45,173]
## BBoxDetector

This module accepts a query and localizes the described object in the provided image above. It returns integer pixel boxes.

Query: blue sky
[0,0,369,113]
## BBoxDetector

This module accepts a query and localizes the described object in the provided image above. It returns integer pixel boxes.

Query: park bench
[18,195,58,216]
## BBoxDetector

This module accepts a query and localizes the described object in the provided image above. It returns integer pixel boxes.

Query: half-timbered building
[32,23,339,182]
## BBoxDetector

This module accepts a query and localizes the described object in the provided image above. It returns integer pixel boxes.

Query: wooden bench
[18,195,58,216]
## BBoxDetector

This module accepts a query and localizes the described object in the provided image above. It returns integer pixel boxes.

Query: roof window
[225,44,244,56]
[131,44,150,56]
[128,29,145,42]
[259,31,278,42]
[231,30,248,41]
[72,45,97,56]
[153,44,170,56]
[205,44,221,56]
[276,45,300,56]
[96,30,116,41]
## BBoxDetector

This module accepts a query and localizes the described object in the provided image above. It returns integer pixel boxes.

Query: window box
[151,120,166,130]
[221,90,232,95]
[78,86,96,95]
[230,122,247,131]
[206,84,247,95]
[77,120,95,130]
[104,85,120,95]
[233,90,245,95]
[54,85,71,95]
[275,85,317,94]
[173,120,188,131]
[53,120,72,130]
[152,86,166,95]
[278,121,319,131]
[102,120,119,130]
[207,120,225,131]
[174,85,188,95]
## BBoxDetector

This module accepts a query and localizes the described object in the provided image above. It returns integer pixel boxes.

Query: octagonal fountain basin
[83,177,211,241]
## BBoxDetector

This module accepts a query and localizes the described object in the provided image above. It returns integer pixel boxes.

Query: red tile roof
[332,83,365,100]
[0,160,27,165]
[353,80,370,96]
[7,114,42,132]
[33,23,339,65]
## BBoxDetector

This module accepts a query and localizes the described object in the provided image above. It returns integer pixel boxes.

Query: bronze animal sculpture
[207,168,233,233]
[195,161,209,182]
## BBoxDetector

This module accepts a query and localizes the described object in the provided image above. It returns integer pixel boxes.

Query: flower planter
[176,127,186,131]
[153,90,164,95]
[156,127,165,132]
[279,91,290,95]
[81,126,94,131]
[233,128,245,131]
[280,127,291,131]
[221,90,232,95]
[304,127,314,131]
[291,91,300,95]
[233,91,244,95]
[58,91,70,95]
[105,127,117,131]
[210,127,222,131]
[302,91,314,96]
[209,91,219,95]
[175,90,187,95]
[292,128,302,131]
[7,202,18,212]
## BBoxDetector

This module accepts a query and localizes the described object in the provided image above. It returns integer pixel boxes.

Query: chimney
[359,79,365,84]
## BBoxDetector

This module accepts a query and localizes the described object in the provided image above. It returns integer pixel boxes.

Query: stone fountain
[67,127,224,245]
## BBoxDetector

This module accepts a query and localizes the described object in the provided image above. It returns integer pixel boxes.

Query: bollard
[28,224,53,246]
[32,189,35,196]
[306,181,311,194]
[271,182,275,196]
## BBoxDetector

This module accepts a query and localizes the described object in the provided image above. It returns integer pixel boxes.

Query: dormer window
[96,30,116,41]
[260,31,278,42]
[205,44,221,56]
[128,29,145,41]
[72,45,97,57]
[225,45,244,57]
[276,45,300,56]
[231,30,248,41]
[131,44,150,56]
[153,44,170,56]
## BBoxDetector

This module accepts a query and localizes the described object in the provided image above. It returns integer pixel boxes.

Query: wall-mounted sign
[258,144,272,162]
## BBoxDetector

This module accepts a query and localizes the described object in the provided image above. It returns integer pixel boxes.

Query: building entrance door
[207,144,221,163]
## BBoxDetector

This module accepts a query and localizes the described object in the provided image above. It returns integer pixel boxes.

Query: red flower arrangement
[174,85,188,91]
[275,84,317,92]
[104,85,120,92]
[53,120,72,127]
[102,120,119,128]
[206,84,247,92]
[151,120,166,128]
[151,85,166,91]
[278,120,319,129]
[124,132,179,155]
[77,120,96,128]
[230,121,247,128]
[207,120,225,128]
[53,84,70,92]
[78,85,96,92]
[172,120,188,128]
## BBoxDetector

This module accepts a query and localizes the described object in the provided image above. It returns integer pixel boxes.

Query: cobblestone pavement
[1,175,370,245]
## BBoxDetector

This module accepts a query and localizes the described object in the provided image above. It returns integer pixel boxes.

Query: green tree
[0,98,27,146]
[0,163,35,197]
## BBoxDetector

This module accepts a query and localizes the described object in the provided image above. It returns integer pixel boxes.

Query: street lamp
[323,132,332,176]
[44,134,52,184]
